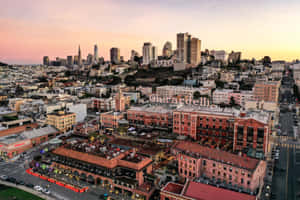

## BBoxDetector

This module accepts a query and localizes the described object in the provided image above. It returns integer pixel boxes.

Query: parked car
[25,183,34,188]
[7,177,17,183]
[0,175,8,181]
[42,188,51,195]
[34,185,43,192]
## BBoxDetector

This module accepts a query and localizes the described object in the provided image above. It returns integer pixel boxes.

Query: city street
[271,72,300,200]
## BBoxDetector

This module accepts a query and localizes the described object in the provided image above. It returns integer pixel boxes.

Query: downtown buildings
[176,32,201,67]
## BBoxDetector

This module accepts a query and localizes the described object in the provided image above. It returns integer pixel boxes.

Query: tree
[229,96,236,106]
[193,91,201,100]
[215,80,225,89]
[262,56,271,66]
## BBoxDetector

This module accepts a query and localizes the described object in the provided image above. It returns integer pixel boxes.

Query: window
[213,163,216,167]
[229,167,232,172]
[247,181,250,185]
[241,178,244,184]
[235,169,238,174]
[223,173,226,177]
[223,166,227,171]
[203,160,206,166]
[212,169,215,174]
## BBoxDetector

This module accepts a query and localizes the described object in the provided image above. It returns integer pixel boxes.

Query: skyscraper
[43,56,49,66]
[78,45,82,65]
[190,37,201,66]
[177,33,190,63]
[152,46,158,61]
[67,56,73,66]
[87,54,94,65]
[177,33,201,66]
[162,41,172,57]
[110,47,120,64]
[94,44,98,63]
[142,42,152,65]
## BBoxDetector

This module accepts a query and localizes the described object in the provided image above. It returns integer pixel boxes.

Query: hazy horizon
[1,0,300,64]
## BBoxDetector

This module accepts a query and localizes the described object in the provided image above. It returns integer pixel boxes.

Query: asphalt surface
[271,73,300,200]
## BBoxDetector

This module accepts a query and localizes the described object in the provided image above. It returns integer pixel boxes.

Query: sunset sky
[0,0,300,64]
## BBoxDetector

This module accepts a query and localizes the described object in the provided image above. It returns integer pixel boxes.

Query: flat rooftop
[128,105,174,114]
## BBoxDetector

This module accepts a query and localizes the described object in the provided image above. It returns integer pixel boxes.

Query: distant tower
[177,33,190,63]
[67,56,73,66]
[152,46,157,61]
[94,44,98,63]
[43,56,49,66]
[78,45,82,65]
[110,48,120,64]
[162,41,172,57]
[142,42,153,65]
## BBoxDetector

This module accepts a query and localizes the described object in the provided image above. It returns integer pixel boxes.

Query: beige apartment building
[47,111,76,132]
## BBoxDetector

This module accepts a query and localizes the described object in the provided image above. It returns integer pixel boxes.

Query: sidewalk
[0,180,56,200]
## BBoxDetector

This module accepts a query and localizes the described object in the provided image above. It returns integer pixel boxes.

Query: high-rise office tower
[152,46,158,61]
[43,56,49,66]
[110,47,120,64]
[162,41,172,57]
[74,55,79,65]
[67,56,73,66]
[94,44,98,63]
[142,42,152,65]
[177,33,201,66]
[190,37,201,66]
[78,45,82,65]
[177,33,190,63]
[87,54,93,65]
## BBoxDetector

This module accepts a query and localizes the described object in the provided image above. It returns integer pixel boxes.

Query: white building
[210,50,228,62]
[156,86,211,97]
[67,103,87,123]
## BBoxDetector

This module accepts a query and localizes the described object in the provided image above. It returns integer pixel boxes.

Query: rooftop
[173,141,259,171]
[176,105,240,117]
[63,139,130,160]
[184,181,256,200]
[128,105,174,114]
[0,125,58,145]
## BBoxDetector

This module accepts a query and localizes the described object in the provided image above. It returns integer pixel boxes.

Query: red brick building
[173,106,271,156]
[127,105,174,131]
[172,141,266,193]
[51,140,155,200]
[160,180,256,200]
[100,111,124,129]
[173,106,236,148]
[234,112,271,157]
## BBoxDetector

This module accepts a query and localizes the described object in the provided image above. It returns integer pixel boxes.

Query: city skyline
[1,0,300,64]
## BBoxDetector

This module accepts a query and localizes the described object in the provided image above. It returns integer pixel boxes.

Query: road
[271,72,300,200]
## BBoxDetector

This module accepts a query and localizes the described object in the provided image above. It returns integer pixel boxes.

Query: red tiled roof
[163,182,184,194]
[173,141,259,170]
[184,181,256,200]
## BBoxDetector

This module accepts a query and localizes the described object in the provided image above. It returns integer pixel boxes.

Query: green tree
[193,91,201,100]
